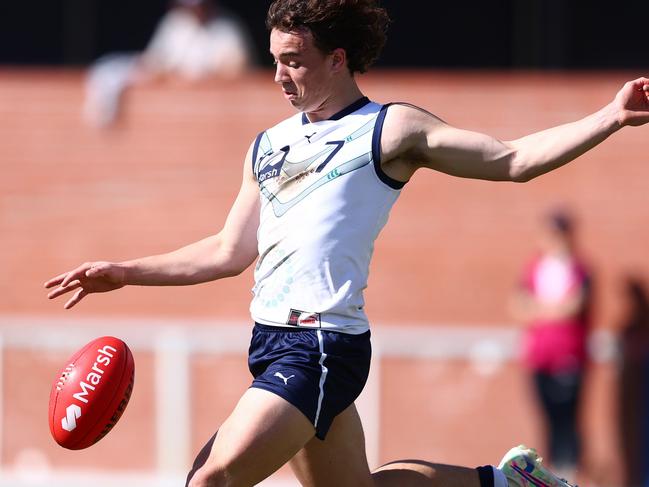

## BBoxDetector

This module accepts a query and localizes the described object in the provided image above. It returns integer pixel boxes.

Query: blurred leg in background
[532,370,582,479]
[83,53,138,127]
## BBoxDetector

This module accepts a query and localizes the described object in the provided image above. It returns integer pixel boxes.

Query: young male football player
[46,1,649,486]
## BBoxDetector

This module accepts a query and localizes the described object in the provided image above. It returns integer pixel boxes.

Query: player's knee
[187,470,249,487]
[186,432,218,486]
[187,459,252,487]
[186,467,228,487]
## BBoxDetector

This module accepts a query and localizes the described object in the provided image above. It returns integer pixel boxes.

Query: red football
[48,336,135,450]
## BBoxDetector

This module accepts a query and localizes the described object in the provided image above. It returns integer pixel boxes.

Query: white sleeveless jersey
[250,98,403,334]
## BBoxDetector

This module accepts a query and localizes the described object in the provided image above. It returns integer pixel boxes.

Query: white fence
[0,315,615,487]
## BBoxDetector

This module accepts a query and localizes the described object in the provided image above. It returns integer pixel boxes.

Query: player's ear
[330,48,347,73]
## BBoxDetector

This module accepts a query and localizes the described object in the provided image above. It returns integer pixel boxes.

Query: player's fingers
[47,280,81,300]
[61,272,82,288]
[61,263,93,287]
[64,288,87,309]
[624,78,648,91]
[44,273,67,288]
[632,77,649,90]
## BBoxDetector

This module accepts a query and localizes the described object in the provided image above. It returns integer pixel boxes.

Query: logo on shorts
[273,372,295,385]
[287,309,321,328]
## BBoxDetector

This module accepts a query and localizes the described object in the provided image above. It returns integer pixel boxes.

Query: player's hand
[44,262,126,309]
[615,77,649,127]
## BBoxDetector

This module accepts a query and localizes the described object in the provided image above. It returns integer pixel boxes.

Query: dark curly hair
[266,0,390,74]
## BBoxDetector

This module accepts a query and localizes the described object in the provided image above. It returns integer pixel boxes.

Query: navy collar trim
[301,96,371,125]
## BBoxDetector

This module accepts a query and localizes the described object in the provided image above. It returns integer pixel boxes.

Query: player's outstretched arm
[45,144,261,309]
[381,77,649,182]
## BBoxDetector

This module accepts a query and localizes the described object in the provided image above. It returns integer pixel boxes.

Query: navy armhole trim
[251,131,264,176]
[371,103,406,190]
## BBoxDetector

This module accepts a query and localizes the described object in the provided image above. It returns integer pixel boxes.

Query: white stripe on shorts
[314,330,329,427]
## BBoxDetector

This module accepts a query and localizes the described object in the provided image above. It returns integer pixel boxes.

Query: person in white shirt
[83,0,253,127]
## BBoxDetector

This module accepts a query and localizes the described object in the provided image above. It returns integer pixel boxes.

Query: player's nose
[274,63,290,84]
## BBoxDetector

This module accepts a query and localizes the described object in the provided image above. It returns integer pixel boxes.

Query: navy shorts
[248,323,371,440]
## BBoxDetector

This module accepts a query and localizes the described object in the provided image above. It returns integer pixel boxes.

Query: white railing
[0,315,615,487]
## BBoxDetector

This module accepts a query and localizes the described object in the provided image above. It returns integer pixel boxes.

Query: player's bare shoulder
[379,102,447,182]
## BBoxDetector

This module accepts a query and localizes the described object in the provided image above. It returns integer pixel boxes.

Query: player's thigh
[189,387,315,487]
[289,403,373,487]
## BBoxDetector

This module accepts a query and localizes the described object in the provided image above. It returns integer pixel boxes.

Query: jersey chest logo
[258,146,289,183]
[256,116,377,217]
[258,140,345,182]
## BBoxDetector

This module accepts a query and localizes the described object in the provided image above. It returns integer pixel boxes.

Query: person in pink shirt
[511,209,592,479]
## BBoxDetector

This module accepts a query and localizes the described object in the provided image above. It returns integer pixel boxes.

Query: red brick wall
[1,70,646,484]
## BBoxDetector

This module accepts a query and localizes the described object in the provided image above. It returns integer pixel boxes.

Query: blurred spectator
[83,0,254,127]
[510,209,593,479]
[618,276,649,487]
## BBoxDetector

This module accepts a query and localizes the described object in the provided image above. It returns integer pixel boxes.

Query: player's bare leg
[373,460,480,487]
[290,403,481,487]
[187,387,315,487]
[289,404,374,487]
[186,431,217,486]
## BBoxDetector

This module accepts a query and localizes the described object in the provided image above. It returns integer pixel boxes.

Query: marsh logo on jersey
[287,309,321,327]
[258,145,289,183]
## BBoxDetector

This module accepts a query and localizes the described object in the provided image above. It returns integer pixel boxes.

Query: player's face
[270,28,336,112]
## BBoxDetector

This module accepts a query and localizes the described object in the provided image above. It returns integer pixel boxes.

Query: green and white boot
[498,445,576,487]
